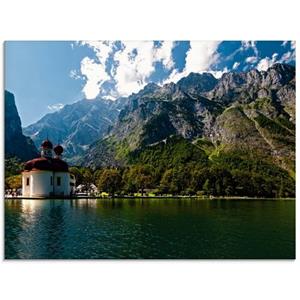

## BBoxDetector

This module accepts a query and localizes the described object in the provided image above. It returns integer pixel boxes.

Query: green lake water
[5,198,295,259]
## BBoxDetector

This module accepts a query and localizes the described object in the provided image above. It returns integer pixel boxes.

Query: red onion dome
[54,145,64,155]
[41,139,53,149]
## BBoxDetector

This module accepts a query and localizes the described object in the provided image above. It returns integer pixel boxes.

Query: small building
[75,183,98,195]
[22,139,73,197]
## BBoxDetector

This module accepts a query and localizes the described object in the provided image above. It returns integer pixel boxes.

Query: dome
[54,145,63,155]
[41,139,53,149]
[24,157,69,172]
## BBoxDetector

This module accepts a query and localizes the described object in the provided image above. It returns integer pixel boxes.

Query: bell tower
[54,145,64,159]
[41,139,53,158]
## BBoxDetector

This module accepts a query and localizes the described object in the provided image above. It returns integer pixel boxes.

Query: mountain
[5,90,38,161]
[205,63,295,111]
[17,62,295,197]
[83,64,295,182]
[177,72,218,94]
[23,97,128,163]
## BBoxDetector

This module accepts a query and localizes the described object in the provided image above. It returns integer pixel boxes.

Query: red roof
[24,157,69,172]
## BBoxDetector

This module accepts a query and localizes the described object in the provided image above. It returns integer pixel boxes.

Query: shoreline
[4,195,295,200]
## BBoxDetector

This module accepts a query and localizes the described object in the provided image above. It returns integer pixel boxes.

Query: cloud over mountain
[73,41,296,101]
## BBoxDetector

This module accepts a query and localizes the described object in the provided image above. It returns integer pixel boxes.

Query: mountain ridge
[82,63,295,180]
[23,97,128,163]
[21,63,295,180]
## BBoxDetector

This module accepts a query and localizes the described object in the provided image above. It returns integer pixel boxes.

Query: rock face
[24,97,128,163]
[83,63,295,173]
[206,64,295,106]
[5,91,38,161]
[177,72,218,94]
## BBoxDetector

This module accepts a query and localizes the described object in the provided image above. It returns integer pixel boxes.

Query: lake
[5,198,295,259]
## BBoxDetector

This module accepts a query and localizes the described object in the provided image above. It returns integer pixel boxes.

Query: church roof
[24,157,69,172]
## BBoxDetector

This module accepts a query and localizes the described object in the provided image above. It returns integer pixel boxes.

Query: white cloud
[278,41,296,64]
[281,41,295,50]
[185,41,220,73]
[69,69,82,80]
[210,67,229,79]
[257,58,271,71]
[113,41,156,96]
[291,41,296,49]
[102,95,117,101]
[163,69,186,84]
[232,62,240,69]
[245,56,258,64]
[279,50,295,64]
[77,41,175,98]
[80,56,110,99]
[164,41,221,84]
[154,41,175,69]
[81,41,114,66]
[256,53,278,71]
[222,41,259,65]
[241,41,258,56]
[47,103,64,111]
[79,41,114,99]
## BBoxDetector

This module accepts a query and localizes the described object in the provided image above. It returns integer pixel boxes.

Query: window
[26,178,30,186]
[50,176,53,185]
[57,177,61,186]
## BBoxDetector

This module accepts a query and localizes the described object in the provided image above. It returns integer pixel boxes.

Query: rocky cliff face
[5,90,38,161]
[83,63,295,174]
[206,64,295,110]
[23,97,128,163]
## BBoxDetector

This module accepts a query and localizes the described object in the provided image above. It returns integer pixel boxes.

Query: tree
[5,175,22,190]
[97,168,122,197]
[203,179,212,196]
[69,166,84,185]
[225,185,234,196]
[123,165,154,195]
[5,157,23,178]
[189,167,208,194]
[81,168,94,193]
[159,169,173,194]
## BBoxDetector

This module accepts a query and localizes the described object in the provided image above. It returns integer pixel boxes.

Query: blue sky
[5,40,296,126]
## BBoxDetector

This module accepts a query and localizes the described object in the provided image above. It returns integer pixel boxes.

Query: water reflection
[70,199,98,209]
[5,198,295,259]
[21,199,46,213]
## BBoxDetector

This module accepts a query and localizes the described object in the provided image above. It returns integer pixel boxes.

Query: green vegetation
[97,168,122,196]
[5,157,23,191]
[193,138,215,155]
[79,136,295,198]
[254,113,290,136]
[69,166,94,192]
[251,97,273,110]
[5,157,23,177]
[5,174,22,190]
[5,140,294,198]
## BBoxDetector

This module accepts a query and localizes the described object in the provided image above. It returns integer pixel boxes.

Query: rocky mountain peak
[262,63,295,88]
[177,71,218,93]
